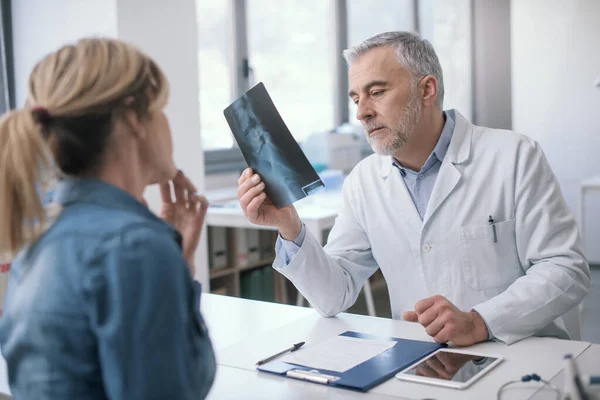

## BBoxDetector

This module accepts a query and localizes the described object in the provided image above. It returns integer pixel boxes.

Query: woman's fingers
[189,193,209,220]
[160,182,173,204]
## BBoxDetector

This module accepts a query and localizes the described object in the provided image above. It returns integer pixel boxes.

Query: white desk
[204,295,598,400]
[0,295,597,399]
[531,344,600,399]
[206,189,376,315]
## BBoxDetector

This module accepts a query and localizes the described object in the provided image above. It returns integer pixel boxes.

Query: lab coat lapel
[423,111,473,225]
[380,158,423,234]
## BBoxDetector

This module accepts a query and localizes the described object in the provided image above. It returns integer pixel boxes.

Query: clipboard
[257,331,445,392]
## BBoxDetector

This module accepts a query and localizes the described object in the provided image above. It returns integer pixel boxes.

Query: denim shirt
[0,179,216,399]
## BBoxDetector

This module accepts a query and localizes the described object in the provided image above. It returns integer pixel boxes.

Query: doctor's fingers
[433,324,458,344]
[237,172,263,199]
[237,168,253,185]
[414,295,443,315]
[401,311,419,322]
[245,192,267,221]
[424,315,446,338]
[239,181,266,211]
[417,307,439,327]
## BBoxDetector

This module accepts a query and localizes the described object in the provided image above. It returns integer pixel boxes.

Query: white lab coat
[274,110,590,345]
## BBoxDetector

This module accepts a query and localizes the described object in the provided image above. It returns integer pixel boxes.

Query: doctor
[236,31,590,345]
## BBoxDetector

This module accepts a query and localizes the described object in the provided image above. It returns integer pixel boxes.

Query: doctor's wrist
[469,311,490,343]
[278,217,302,242]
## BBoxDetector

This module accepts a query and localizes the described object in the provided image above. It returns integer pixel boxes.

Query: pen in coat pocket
[488,215,498,243]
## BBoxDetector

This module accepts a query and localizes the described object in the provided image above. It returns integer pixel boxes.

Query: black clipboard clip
[286,369,340,384]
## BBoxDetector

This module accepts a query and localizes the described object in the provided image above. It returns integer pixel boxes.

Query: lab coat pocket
[459,218,522,290]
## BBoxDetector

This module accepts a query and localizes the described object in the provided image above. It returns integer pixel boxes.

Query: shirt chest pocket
[459,218,524,290]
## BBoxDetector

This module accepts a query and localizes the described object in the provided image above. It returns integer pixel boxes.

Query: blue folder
[257,330,445,392]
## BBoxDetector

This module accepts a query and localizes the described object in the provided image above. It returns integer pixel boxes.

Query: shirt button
[422,244,431,253]
[418,174,424,180]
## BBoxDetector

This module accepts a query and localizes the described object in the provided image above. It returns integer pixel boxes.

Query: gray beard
[367,94,422,156]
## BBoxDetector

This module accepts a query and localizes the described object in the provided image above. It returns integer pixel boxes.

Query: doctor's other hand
[237,168,302,240]
[402,295,489,346]
[159,170,209,277]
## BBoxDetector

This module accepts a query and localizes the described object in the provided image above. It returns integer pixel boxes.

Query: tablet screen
[401,349,500,383]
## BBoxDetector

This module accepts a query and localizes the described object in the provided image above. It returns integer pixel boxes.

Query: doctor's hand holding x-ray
[237,31,590,346]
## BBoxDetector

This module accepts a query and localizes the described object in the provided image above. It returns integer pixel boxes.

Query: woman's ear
[120,109,148,140]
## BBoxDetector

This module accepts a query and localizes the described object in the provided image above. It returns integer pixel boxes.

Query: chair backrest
[561,305,582,341]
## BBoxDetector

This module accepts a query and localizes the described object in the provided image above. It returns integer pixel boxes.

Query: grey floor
[347,266,600,344]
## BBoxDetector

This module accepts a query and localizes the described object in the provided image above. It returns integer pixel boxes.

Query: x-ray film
[223,82,324,208]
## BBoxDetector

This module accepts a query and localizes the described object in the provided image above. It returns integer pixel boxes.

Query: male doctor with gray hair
[236,31,590,346]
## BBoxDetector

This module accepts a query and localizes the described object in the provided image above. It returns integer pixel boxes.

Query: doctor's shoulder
[347,153,387,178]
[471,125,547,161]
[334,153,384,201]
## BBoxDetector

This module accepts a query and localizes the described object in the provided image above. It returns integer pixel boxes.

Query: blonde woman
[0,38,215,399]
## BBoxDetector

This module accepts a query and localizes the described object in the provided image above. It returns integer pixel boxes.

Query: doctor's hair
[343,31,444,109]
[0,37,169,256]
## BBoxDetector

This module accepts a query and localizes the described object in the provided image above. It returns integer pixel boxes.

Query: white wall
[472,0,512,129]
[12,0,118,105]
[117,0,209,287]
[512,0,600,262]
[12,0,209,285]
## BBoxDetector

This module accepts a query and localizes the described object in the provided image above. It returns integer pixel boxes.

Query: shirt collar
[431,110,455,164]
[54,178,161,223]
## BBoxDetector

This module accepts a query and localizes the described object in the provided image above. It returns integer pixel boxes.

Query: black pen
[256,342,305,366]
[489,215,497,243]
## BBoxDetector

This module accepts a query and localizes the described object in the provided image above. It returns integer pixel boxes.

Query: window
[346,0,414,124]
[0,1,11,114]
[418,0,472,118]
[197,1,474,172]
[197,1,234,150]
[246,0,335,144]
[347,0,414,47]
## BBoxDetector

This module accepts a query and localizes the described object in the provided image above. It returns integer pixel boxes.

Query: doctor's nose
[356,101,375,122]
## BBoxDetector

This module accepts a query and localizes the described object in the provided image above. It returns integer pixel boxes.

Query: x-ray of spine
[224,83,323,208]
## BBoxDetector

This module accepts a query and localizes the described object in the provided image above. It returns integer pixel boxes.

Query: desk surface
[203,294,597,400]
[0,294,597,399]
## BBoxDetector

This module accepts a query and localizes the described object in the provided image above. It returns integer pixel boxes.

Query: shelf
[238,257,276,272]
[209,267,236,279]
[209,257,276,279]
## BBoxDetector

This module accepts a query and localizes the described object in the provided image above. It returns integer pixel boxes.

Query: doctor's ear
[419,75,439,108]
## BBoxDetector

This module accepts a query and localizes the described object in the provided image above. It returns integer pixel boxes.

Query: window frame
[0,0,15,113]
[202,0,473,174]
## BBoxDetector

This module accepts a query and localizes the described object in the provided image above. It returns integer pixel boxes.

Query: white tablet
[395,348,503,390]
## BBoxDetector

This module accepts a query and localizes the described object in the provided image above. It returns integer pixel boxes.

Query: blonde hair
[0,38,169,256]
